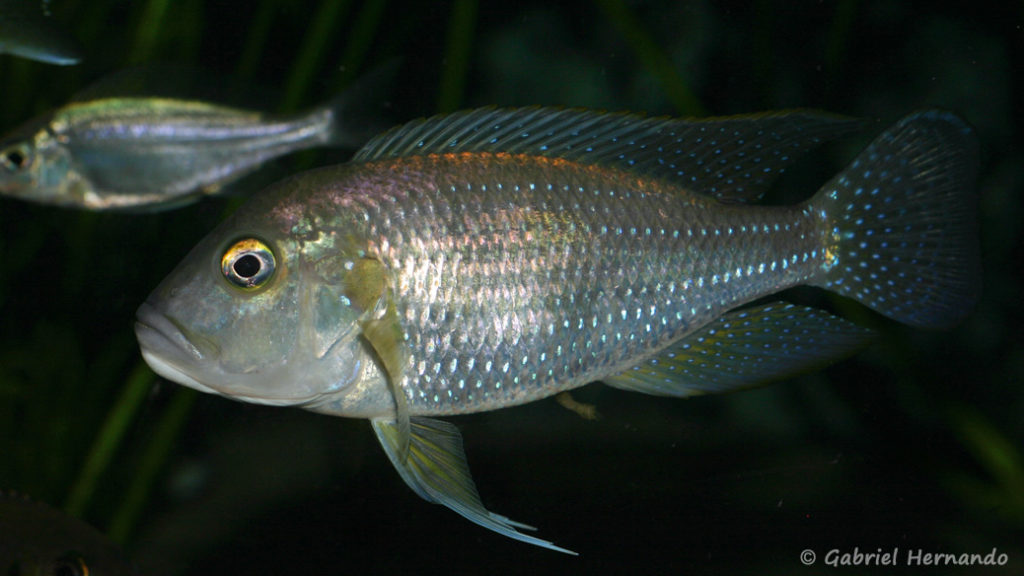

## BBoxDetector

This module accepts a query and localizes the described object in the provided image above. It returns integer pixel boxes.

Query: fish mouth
[134,301,330,406]
[135,301,224,396]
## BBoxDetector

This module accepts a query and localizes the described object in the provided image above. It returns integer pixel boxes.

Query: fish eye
[0,144,32,172]
[221,238,276,290]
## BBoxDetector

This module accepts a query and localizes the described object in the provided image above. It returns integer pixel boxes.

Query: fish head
[4,554,92,576]
[0,120,75,205]
[135,187,389,413]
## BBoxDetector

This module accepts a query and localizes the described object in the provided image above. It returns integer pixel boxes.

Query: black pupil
[233,253,262,278]
[5,150,24,168]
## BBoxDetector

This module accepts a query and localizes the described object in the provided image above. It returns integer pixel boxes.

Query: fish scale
[136,107,979,552]
[340,152,828,414]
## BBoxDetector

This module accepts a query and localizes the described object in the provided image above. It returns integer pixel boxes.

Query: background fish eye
[220,238,276,290]
[52,553,89,576]
[8,553,91,576]
[1,145,31,171]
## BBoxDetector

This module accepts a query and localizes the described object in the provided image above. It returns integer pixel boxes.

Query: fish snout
[135,301,226,394]
[135,302,211,361]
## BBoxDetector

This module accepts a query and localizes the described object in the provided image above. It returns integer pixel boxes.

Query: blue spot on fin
[809,110,981,329]
[604,303,873,397]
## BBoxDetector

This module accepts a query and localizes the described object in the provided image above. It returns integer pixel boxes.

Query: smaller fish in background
[0,491,139,575]
[0,65,394,211]
[0,0,82,65]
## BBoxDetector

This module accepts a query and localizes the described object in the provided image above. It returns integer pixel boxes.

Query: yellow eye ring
[221,238,276,290]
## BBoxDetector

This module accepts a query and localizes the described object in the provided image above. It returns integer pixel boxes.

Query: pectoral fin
[371,417,576,554]
[606,302,873,396]
[347,258,411,460]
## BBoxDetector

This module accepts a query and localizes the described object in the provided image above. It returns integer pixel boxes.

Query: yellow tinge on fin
[346,257,412,461]
[605,302,873,396]
[371,417,576,554]
[555,391,601,420]
[351,258,576,553]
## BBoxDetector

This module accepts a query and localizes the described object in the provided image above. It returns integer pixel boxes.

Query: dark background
[0,1,1020,574]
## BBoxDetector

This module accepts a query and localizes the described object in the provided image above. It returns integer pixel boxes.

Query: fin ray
[355,107,860,202]
[605,303,873,396]
[348,258,412,460]
[372,418,576,554]
[809,110,981,328]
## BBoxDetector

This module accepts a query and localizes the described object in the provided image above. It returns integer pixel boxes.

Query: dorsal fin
[354,107,860,202]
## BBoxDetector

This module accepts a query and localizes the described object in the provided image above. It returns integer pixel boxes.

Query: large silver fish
[134,107,980,553]
[0,71,387,210]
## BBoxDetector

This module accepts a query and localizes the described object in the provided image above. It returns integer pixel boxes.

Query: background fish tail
[318,62,399,148]
[808,110,981,329]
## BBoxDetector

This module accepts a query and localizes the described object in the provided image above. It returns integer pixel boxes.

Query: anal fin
[605,302,873,397]
[372,417,576,555]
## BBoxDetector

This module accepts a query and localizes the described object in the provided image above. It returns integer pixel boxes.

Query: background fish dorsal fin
[355,107,861,202]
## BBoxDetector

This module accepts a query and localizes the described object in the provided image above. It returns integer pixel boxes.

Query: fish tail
[319,61,399,148]
[808,110,981,329]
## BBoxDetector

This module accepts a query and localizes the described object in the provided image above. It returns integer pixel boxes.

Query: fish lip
[135,301,223,396]
[134,302,330,407]
[135,301,212,363]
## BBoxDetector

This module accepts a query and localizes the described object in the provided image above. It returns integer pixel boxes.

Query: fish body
[0,491,137,575]
[0,79,384,210]
[135,107,980,552]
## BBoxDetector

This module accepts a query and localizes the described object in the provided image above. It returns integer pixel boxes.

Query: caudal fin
[808,110,981,329]
[319,61,399,148]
